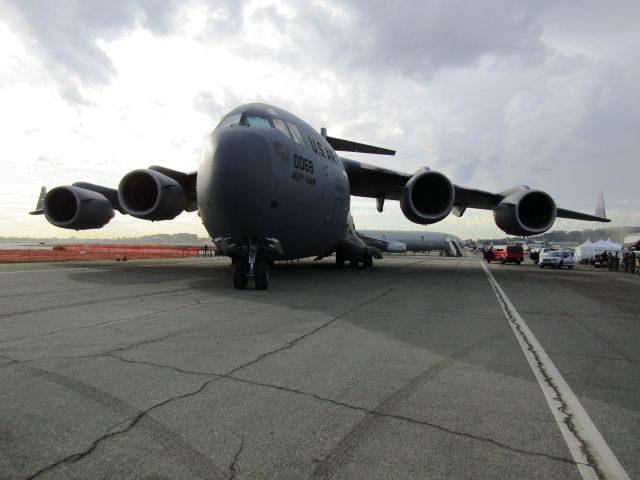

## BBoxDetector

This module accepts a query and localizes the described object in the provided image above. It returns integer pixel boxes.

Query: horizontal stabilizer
[556,191,609,222]
[326,136,395,156]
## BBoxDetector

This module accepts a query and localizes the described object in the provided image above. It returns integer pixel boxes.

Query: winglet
[595,191,606,219]
[29,186,46,215]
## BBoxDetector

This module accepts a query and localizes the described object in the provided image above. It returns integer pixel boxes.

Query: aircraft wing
[554,208,608,222]
[357,232,390,249]
[33,166,198,230]
[342,158,504,211]
[341,157,610,231]
[341,159,409,201]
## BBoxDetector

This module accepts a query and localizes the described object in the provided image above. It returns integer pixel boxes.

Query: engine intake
[43,186,114,230]
[118,169,186,221]
[400,168,454,224]
[494,189,557,236]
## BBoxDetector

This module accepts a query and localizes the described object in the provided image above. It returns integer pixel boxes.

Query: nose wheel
[232,240,270,290]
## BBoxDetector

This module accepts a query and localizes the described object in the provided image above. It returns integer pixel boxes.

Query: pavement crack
[17,291,395,479]
[17,287,398,479]
[224,287,398,377]
[223,375,581,469]
[25,418,136,479]
[0,354,18,367]
[228,436,245,480]
[25,374,225,479]
[0,299,202,346]
[105,353,219,378]
[0,285,195,320]
[486,266,606,480]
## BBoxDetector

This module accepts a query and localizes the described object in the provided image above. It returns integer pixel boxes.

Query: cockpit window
[286,122,305,146]
[244,114,272,128]
[272,118,292,139]
[217,112,306,147]
[217,113,242,128]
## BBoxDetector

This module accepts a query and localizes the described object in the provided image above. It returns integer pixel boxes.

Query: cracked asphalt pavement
[0,256,638,479]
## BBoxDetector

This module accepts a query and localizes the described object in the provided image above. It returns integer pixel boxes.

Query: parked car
[539,250,574,269]
[489,245,524,265]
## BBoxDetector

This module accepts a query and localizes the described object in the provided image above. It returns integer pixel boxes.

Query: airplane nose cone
[197,128,273,238]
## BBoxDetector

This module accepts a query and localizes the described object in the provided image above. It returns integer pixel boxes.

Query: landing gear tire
[254,260,269,290]
[335,255,345,267]
[364,251,373,268]
[349,259,359,268]
[233,261,249,289]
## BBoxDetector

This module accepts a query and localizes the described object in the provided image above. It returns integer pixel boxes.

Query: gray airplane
[30,103,610,290]
[358,230,464,256]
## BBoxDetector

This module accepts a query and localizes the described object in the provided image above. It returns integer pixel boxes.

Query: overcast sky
[1,0,638,240]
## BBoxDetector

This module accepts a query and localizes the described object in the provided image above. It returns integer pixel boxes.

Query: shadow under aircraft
[31,103,609,290]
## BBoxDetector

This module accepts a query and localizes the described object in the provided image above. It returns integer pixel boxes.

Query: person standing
[623,251,630,273]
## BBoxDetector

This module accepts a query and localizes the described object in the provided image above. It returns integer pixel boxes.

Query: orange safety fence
[0,244,203,263]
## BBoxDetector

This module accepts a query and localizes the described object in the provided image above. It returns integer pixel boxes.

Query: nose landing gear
[232,239,270,290]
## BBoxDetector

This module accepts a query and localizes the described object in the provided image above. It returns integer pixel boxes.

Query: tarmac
[0,255,638,479]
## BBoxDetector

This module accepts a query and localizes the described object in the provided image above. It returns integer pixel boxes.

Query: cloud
[1,0,185,103]
[34,155,63,167]
[337,0,548,79]
[2,1,638,238]
[192,87,245,122]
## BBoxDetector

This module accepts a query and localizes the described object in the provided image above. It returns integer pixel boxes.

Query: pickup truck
[487,245,523,265]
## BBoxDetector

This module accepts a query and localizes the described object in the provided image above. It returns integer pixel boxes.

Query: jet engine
[43,186,114,230]
[118,169,186,221]
[493,189,556,236]
[400,168,455,224]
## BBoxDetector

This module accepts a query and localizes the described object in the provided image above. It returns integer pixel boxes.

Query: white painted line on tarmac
[482,262,630,480]
[0,267,98,275]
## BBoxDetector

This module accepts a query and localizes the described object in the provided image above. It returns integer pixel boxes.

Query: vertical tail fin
[595,191,606,219]
[29,186,46,215]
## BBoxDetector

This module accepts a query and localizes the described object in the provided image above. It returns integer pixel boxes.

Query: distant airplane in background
[31,103,610,290]
[358,230,464,256]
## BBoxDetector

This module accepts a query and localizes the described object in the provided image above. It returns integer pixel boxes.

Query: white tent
[597,238,623,251]
[574,239,594,262]
[575,238,622,262]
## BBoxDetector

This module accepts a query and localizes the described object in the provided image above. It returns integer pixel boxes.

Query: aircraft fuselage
[197,104,351,260]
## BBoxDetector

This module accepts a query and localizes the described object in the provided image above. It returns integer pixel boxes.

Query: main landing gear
[233,241,270,290]
[336,250,374,268]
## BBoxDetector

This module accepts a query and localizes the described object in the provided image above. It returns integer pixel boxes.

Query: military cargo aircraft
[358,230,464,256]
[30,103,609,290]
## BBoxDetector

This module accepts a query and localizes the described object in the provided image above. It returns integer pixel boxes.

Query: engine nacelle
[118,169,186,221]
[43,186,114,230]
[386,242,407,253]
[494,189,557,236]
[400,168,454,224]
